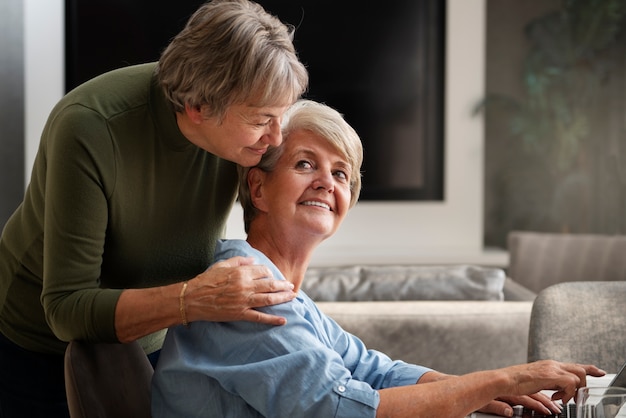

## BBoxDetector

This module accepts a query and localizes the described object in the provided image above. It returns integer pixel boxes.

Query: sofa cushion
[507,231,626,294]
[302,265,506,302]
[317,300,533,374]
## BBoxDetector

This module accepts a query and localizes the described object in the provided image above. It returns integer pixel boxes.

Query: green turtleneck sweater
[0,63,238,355]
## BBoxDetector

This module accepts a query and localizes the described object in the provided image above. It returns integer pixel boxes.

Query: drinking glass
[577,386,626,418]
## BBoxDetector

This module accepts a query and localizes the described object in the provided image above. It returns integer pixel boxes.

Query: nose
[262,119,282,147]
[312,170,334,192]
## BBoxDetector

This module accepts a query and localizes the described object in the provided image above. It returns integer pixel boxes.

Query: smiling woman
[247,130,353,246]
[175,102,289,167]
[238,100,363,235]
[152,99,604,418]
[0,1,308,416]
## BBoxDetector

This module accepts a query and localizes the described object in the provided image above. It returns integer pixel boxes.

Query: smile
[248,147,268,155]
[301,201,331,211]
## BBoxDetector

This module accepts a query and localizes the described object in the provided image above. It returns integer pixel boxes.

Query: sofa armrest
[317,300,533,376]
[503,277,537,301]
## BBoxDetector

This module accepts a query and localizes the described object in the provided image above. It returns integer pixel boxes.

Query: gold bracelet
[179,281,189,327]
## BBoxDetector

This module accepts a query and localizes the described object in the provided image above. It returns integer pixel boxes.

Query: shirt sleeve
[40,104,121,343]
[153,241,431,418]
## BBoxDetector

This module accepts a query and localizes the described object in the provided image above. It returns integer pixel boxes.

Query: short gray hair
[239,100,363,232]
[156,0,308,118]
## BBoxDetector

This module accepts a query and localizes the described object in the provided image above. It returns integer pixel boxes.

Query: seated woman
[152,100,604,418]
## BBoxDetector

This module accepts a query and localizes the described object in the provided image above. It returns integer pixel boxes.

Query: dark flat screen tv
[65,0,445,201]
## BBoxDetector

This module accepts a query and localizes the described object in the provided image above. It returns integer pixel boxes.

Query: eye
[255,120,271,127]
[295,160,313,170]
[333,169,349,182]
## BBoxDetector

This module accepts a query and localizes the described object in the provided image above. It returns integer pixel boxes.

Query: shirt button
[337,385,346,393]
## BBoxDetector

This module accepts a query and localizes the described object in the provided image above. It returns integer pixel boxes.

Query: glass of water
[577,386,626,418]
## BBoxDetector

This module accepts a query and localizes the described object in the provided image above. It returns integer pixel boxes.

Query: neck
[175,110,206,150]
[246,227,318,292]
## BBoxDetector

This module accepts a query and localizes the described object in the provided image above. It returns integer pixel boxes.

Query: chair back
[508,231,626,294]
[64,340,153,418]
[528,281,626,373]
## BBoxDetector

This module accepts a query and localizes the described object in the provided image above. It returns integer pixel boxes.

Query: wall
[232,0,496,265]
[24,0,504,267]
[0,0,25,228]
[484,0,626,246]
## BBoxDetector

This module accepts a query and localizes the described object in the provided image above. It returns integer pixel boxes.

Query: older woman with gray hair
[0,1,307,416]
[153,99,603,418]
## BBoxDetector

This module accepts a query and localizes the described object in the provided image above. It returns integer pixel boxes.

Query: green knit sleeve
[40,103,122,343]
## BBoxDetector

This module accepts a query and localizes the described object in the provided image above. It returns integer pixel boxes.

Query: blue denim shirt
[152,239,431,418]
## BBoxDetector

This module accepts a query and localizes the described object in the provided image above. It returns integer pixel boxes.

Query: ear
[184,103,205,124]
[247,168,269,213]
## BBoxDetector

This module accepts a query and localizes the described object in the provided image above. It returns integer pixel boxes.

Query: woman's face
[193,102,291,167]
[250,129,352,241]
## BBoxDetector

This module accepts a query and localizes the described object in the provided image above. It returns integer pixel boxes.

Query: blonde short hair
[239,100,363,232]
[156,0,308,118]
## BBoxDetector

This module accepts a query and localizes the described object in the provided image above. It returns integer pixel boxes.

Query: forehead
[283,130,347,161]
[231,102,291,118]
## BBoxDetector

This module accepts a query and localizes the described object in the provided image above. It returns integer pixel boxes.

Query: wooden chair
[64,340,153,418]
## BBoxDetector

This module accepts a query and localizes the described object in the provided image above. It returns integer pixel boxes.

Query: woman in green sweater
[0,1,307,416]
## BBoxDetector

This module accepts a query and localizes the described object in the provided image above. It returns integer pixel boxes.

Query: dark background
[65,0,445,201]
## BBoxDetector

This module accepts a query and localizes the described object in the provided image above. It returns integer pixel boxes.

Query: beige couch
[302,265,535,375]
[302,231,626,376]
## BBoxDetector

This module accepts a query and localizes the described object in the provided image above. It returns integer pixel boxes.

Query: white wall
[24,0,64,183]
[24,0,505,267]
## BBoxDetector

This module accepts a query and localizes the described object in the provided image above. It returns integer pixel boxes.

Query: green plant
[477,0,626,244]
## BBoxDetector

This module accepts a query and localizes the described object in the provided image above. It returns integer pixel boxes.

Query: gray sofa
[302,265,535,375]
[302,231,626,376]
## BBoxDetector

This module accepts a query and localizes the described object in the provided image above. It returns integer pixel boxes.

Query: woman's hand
[476,360,606,417]
[418,370,564,416]
[508,360,604,403]
[186,256,297,325]
[477,392,562,417]
[412,361,604,418]
[115,256,296,343]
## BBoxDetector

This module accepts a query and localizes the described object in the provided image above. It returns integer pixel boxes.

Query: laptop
[469,361,626,418]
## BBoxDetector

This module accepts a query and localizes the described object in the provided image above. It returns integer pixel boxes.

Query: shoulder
[42,63,159,151]
[214,239,256,260]
[58,63,157,120]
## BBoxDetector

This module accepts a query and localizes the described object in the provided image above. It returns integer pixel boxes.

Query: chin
[237,155,262,167]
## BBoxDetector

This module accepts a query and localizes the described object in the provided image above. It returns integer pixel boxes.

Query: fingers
[246,284,296,308]
[581,364,607,378]
[208,257,295,296]
[548,363,606,405]
[483,361,605,417]
[546,362,602,404]
[211,256,256,269]
[477,399,515,417]
[252,276,295,294]
[189,257,297,324]
[239,309,288,326]
[523,393,562,415]
[512,360,603,406]
[490,393,561,417]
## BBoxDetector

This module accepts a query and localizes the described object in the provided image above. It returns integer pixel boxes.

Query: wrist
[179,281,189,327]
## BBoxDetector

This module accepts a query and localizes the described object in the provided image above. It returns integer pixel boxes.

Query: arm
[414,371,561,417]
[153,273,429,418]
[41,105,295,344]
[153,243,604,418]
[376,361,605,418]
[115,256,296,342]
